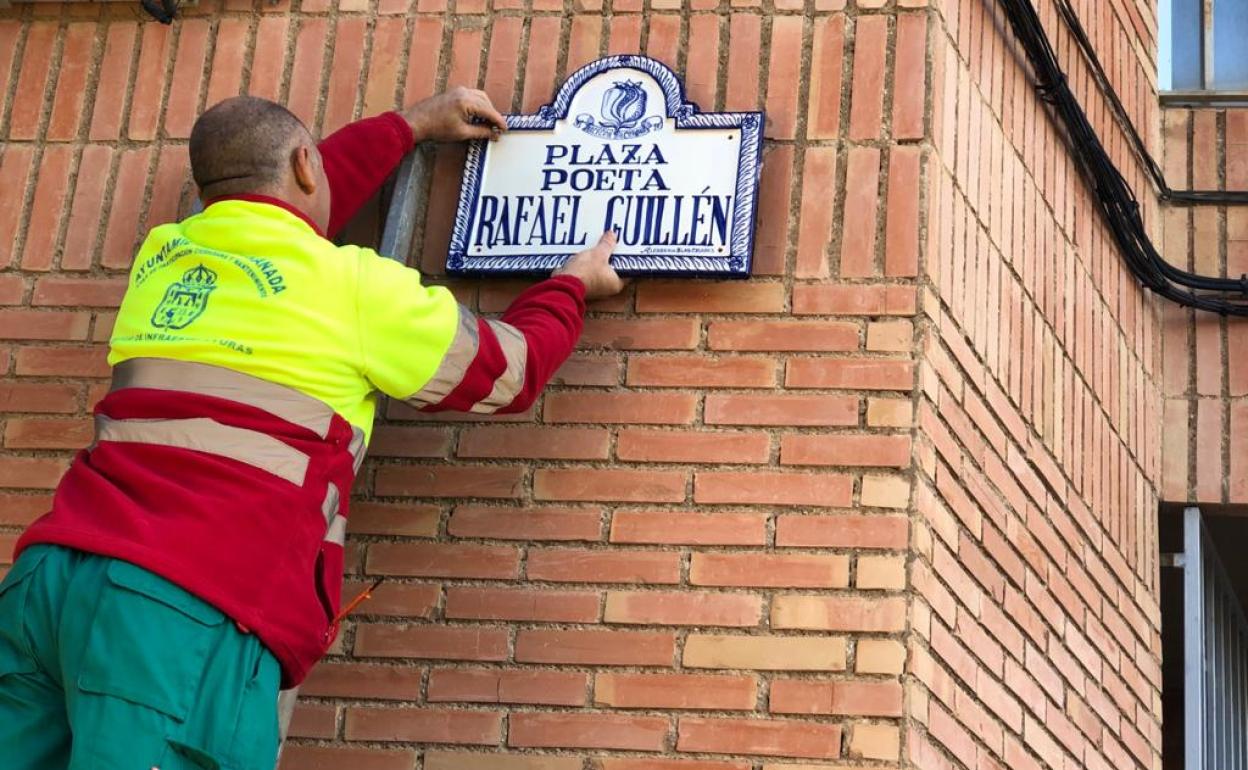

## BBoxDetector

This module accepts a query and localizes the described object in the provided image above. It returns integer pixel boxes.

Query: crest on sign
[447,55,765,277]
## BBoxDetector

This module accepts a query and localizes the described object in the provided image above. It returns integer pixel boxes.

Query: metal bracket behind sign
[379,151,430,264]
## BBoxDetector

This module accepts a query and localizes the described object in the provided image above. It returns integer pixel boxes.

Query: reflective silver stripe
[348,427,366,474]
[96,415,310,486]
[402,306,480,409]
[324,514,347,547]
[322,483,341,526]
[111,358,336,438]
[470,320,528,414]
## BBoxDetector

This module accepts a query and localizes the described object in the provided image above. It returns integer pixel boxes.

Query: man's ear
[292,145,318,195]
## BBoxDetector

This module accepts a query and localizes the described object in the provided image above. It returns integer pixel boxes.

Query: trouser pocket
[77,560,225,721]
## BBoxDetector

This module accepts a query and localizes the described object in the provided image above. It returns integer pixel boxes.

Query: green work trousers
[0,545,281,770]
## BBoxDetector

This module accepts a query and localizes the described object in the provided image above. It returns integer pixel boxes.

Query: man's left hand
[403,87,508,143]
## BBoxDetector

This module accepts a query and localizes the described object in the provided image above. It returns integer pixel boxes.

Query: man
[0,89,623,769]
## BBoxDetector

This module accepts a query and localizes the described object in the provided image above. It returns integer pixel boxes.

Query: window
[1160,0,1248,91]
[1160,507,1248,769]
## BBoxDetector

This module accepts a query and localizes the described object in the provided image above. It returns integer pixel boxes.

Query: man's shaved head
[190,96,314,199]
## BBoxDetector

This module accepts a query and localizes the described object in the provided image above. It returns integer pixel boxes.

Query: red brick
[771,679,903,718]
[287,702,336,739]
[32,278,128,308]
[0,311,90,341]
[709,320,859,352]
[637,282,785,313]
[346,502,439,537]
[678,717,842,759]
[608,14,643,54]
[520,18,561,111]
[19,146,75,272]
[89,23,137,140]
[60,145,112,271]
[626,356,776,388]
[247,16,289,103]
[775,514,908,548]
[0,493,54,526]
[287,18,329,128]
[596,673,757,710]
[4,418,93,450]
[164,19,210,139]
[609,511,766,545]
[752,145,795,276]
[342,581,438,619]
[449,505,603,541]
[893,12,928,139]
[100,147,154,269]
[515,629,675,665]
[425,754,580,770]
[279,746,415,770]
[0,275,24,306]
[128,24,172,140]
[808,14,845,139]
[545,392,697,424]
[534,468,686,503]
[0,23,19,128]
[725,14,762,110]
[786,358,913,390]
[204,18,248,106]
[373,465,523,498]
[0,457,68,489]
[323,17,367,134]
[527,548,680,584]
[300,662,424,701]
[445,586,600,622]
[646,14,682,67]
[685,15,721,108]
[367,426,451,459]
[781,434,911,467]
[0,383,79,414]
[0,146,35,269]
[691,553,849,588]
[581,318,700,350]
[885,146,922,277]
[366,542,518,579]
[793,284,916,316]
[764,16,803,138]
[47,23,97,141]
[848,14,888,140]
[428,668,588,706]
[403,17,444,104]
[840,146,882,277]
[9,24,57,140]
[143,145,190,229]
[695,471,851,507]
[772,595,906,632]
[345,707,501,744]
[604,591,762,626]
[795,147,839,277]
[458,426,609,460]
[566,16,602,72]
[509,712,668,751]
[616,429,770,464]
[353,625,509,661]
[705,394,859,427]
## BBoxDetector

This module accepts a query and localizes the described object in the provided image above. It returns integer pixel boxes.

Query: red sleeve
[427,276,587,414]
[318,112,415,239]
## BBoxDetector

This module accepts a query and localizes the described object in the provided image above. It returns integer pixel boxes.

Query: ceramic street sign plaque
[447,55,765,277]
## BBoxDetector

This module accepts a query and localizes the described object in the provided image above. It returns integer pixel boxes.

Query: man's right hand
[554,231,625,299]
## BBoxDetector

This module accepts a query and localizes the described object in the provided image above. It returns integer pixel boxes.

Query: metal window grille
[1161,0,1248,92]
[1183,507,1248,769]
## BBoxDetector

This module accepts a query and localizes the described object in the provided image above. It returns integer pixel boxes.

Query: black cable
[995,0,1248,314]
[1050,0,1248,205]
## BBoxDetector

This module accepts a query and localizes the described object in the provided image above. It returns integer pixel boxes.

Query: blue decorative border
[447,55,765,278]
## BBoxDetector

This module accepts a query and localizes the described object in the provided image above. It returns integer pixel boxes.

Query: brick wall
[0,0,1179,768]
[913,1,1164,770]
[0,0,925,767]
[1159,107,1248,505]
